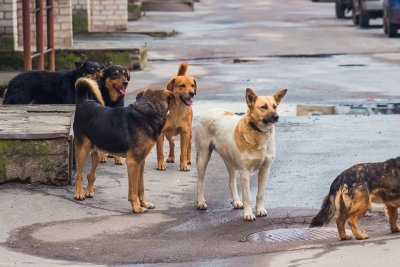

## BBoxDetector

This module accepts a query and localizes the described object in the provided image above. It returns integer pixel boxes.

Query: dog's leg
[126,155,148,213]
[98,151,107,163]
[240,170,256,221]
[186,130,192,165]
[114,156,124,165]
[166,135,175,163]
[255,161,272,217]
[225,161,242,209]
[336,208,352,240]
[385,205,400,233]
[179,131,191,171]
[85,150,100,198]
[348,208,369,239]
[138,159,155,209]
[196,146,213,210]
[156,134,167,171]
[74,138,91,201]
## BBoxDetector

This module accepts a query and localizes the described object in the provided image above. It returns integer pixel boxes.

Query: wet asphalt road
[2,0,400,266]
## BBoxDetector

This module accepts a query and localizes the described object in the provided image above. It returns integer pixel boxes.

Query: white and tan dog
[195,88,287,221]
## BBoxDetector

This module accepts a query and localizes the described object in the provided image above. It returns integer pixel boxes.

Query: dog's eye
[261,105,268,110]
[273,105,277,109]
[179,84,185,88]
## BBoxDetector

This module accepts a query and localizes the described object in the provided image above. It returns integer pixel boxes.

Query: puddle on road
[193,101,400,117]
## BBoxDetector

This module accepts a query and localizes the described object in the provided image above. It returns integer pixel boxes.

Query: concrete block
[0,105,75,185]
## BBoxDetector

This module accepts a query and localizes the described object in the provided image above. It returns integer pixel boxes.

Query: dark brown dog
[73,77,174,213]
[156,62,197,171]
[97,65,131,165]
[310,156,400,240]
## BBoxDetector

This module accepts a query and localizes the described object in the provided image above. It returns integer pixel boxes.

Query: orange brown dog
[310,156,400,240]
[156,62,197,171]
[73,77,174,213]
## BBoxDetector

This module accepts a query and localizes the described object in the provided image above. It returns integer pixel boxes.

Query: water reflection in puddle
[193,101,400,117]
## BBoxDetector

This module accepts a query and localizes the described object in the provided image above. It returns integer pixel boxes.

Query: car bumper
[364,0,384,10]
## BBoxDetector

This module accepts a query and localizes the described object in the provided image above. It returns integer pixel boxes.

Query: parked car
[383,0,400,37]
[336,0,353,18]
[352,0,384,28]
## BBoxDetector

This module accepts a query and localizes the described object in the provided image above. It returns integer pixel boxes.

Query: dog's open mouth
[180,96,193,106]
[113,84,127,95]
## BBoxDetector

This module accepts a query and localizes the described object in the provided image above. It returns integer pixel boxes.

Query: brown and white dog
[156,62,197,171]
[195,88,287,221]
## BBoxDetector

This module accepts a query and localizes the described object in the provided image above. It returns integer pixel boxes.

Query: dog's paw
[132,206,149,213]
[256,208,268,217]
[99,158,107,164]
[114,157,124,165]
[355,233,369,240]
[340,234,353,241]
[391,226,400,233]
[166,158,175,163]
[231,200,244,209]
[243,212,256,221]
[85,191,94,198]
[187,160,192,165]
[141,201,155,209]
[197,201,208,210]
[180,165,190,171]
[156,164,167,171]
[74,192,86,201]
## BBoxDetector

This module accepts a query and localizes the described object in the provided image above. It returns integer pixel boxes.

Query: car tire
[383,12,388,34]
[336,1,346,19]
[359,9,369,28]
[388,23,398,37]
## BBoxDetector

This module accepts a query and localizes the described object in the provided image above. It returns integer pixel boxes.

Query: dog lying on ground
[2,61,102,104]
[156,62,197,171]
[195,88,287,221]
[97,65,130,165]
[310,156,400,240]
[73,77,174,213]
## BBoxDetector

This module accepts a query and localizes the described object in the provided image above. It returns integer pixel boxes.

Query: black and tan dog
[156,62,196,171]
[97,65,130,165]
[310,156,400,240]
[73,77,174,213]
[2,61,102,104]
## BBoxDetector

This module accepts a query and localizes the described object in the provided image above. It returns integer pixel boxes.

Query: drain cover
[247,228,338,243]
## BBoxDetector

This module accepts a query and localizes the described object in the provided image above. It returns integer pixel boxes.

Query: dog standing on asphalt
[2,61,102,104]
[310,156,400,240]
[195,88,287,221]
[97,65,130,165]
[73,77,174,213]
[156,62,196,171]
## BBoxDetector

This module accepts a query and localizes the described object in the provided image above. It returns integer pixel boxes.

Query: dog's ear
[164,90,176,106]
[75,62,84,69]
[167,77,176,91]
[272,89,288,105]
[126,69,130,81]
[246,88,258,108]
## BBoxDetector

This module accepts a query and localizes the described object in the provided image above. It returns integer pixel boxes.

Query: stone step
[142,0,194,12]
[0,105,75,185]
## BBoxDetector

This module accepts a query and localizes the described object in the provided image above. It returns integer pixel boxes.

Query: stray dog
[156,62,196,171]
[97,65,130,165]
[195,88,287,220]
[310,157,400,240]
[73,77,174,213]
[2,61,101,104]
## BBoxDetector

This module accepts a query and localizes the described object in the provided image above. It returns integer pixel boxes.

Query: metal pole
[22,0,32,71]
[36,0,44,70]
[47,0,55,71]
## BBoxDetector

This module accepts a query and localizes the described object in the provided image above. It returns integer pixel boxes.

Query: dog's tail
[177,62,188,76]
[310,178,343,228]
[75,77,105,106]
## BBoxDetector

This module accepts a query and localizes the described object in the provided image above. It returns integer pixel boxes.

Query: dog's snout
[273,114,279,122]
[123,81,129,87]
[189,91,195,98]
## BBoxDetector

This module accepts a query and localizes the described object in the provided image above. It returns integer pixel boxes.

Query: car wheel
[359,9,369,28]
[336,1,346,19]
[388,23,398,37]
[383,11,388,34]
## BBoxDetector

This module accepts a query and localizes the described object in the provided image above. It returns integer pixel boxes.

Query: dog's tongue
[119,87,126,95]
[183,98,193,106]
